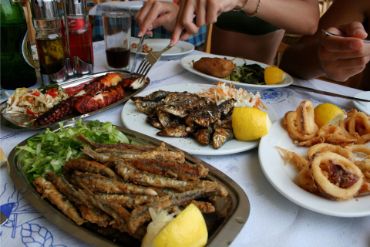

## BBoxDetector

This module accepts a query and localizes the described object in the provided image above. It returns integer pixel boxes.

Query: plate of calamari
[0,71,149,129]
[8,120,250,246]
[181,54,294,89]
[259,100,370,217]
[121,82,265,155]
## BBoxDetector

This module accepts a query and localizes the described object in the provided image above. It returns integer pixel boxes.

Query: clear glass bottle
[31,0,67,84]
[1,0,37,89]
[64,0,93,75]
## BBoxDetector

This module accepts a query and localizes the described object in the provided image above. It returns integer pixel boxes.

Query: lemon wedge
[314,103,345,127]
[0,148,6,167]
[142,204,208,247]
[232,107,271,141]
[264,66,285,85]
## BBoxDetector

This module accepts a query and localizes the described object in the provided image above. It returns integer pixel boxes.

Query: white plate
[181,54,294,89]
[130,38,194,57]
[89,1,144,16]
[258,121,370,217]
[121,82,258,155]
[353,91,370,114]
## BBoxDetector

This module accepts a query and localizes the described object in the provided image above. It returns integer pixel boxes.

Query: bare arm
[242,0,319,34]
[172,0,319,43]
[280,0,370,81]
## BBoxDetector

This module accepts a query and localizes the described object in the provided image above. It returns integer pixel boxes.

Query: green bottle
[1,0,37,89]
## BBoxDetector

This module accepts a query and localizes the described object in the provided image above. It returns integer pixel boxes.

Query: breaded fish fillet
[193,57,235,78]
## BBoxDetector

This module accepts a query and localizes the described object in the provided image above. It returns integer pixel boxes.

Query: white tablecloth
[1,42,369,247]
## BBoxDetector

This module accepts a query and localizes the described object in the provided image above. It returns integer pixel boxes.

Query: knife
[289,84,370,102]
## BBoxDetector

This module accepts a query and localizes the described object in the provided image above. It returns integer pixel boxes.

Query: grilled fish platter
[8,120,250,246]
[1,71,149,130]
[131,82,264,149]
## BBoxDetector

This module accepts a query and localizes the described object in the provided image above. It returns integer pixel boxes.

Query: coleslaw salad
[5,87,69,117]
[199,82,266,109]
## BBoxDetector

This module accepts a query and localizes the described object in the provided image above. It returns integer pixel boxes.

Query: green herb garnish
[16,120,129,181]
[226,63,265,84]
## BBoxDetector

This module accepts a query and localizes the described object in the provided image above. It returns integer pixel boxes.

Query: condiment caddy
[30,0,94,84]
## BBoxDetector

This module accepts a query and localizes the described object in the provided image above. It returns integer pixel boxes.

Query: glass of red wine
[102,10,131,70]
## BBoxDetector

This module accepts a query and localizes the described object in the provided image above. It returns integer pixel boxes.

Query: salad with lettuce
[16,120,129,181]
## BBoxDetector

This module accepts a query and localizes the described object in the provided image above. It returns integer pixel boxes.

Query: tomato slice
[26,108,35,116]
[46,88,58,98]
[32,90,41,97]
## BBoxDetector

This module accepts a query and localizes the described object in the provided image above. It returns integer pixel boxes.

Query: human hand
[319,22,370,82]
[171,0,244,44]
[136,0,179,37]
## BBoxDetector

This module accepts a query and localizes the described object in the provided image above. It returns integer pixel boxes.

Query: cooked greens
[226,63,265,85]
[16,120,129,181]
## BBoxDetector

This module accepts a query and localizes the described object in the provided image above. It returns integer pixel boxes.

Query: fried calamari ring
[346,144,370,183]
[283,111,317,142]
[341,110,370,143]
[296,100,318,135]
[360,134,370,143]
[307,143,352,161]
[346,144,370,157]
[316,124,357,146]
[311,152,364,200]
[346,110,370,135]
[282,100,319,145]
[356,160,370,179]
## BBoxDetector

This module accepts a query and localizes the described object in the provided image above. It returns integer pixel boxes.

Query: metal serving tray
[7,120,250,247]
[0,70,149,130]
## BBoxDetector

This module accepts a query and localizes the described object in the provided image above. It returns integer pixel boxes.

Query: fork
[135,42,173,79]
[130,35,146,73]
[322,29,370,43]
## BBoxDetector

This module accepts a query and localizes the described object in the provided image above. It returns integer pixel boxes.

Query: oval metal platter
[7,120,250,247]
[1,70,149,130]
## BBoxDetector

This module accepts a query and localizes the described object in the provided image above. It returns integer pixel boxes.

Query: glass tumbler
[103,10,131,70]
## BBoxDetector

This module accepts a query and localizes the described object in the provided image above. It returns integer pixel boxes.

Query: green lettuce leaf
[16,120,130,181]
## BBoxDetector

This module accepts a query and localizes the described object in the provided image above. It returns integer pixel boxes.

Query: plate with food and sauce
[8,120,250,247]
[181,54,294,89]
[89,1,144,15]
[121,82,266,155]
[130,37,194,57]
[259,100,370,217]
[0,71,149,130]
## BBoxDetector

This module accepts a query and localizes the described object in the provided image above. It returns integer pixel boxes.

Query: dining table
[0,41,369,247]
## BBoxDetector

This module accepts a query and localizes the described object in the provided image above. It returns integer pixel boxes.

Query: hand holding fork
[319,22,370,82]
[131,41,172,88]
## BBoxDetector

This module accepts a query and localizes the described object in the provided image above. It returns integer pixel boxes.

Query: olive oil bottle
[1,0,37,89]
[31,0,67,84]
